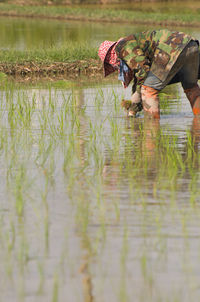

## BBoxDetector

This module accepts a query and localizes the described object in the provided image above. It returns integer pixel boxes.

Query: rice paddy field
[1,15,200,302]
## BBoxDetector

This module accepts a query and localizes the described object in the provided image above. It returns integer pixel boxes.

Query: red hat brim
[98,40,118,77]
[104,42,118,77]
[104,41,118,77]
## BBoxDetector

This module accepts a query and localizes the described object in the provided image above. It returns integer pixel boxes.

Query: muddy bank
[0,59,103,79]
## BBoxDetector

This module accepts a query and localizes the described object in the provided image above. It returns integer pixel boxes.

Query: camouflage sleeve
[131,74,137,94]
[126,47,150,86]
[131,74,143,95]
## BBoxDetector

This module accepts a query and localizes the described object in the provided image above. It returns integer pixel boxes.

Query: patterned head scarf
[98,40,119,77]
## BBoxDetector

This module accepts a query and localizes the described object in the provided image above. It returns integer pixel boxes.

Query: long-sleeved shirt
[115,29,198,90]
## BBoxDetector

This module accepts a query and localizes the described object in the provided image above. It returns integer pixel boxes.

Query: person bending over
[98,29,200,118]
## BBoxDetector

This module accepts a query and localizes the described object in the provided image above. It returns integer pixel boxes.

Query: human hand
[121,99,143,117]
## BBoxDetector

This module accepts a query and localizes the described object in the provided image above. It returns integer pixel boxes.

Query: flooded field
[0,16,200,51]
[0,13,200,302]
[0,16,146,51]
[0,77,200,302]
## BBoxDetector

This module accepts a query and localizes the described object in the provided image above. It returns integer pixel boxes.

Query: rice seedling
[52,273,59,302]
[0,77,199,302]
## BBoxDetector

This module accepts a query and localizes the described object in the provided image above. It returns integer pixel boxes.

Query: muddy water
[0,16,200,51]
[0,78,200,302]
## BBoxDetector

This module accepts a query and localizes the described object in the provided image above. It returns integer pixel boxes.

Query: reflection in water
[102,111,200,206]
[1,82,200,301]
[102,117,161,197]
[73,89,94,302]
[79,234,94,302]
[191,116,200,154]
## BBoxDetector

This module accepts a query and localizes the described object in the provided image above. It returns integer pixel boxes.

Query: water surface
[0,16,200,51]
[0,78,200,302]
[1,11,200,302]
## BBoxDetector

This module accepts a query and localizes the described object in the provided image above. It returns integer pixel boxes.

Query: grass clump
[0,41,98,64]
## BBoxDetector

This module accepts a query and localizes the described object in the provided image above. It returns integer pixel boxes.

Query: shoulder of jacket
[116,35,137,54]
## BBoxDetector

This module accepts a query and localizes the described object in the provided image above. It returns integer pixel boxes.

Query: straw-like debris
[0,59,103,79]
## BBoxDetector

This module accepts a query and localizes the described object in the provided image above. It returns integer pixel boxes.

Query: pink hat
[98,40,119,77]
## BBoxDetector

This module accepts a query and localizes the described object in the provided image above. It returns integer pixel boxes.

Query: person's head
[98,40,119,77]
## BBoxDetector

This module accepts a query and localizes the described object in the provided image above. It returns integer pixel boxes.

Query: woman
[98,29,200,118]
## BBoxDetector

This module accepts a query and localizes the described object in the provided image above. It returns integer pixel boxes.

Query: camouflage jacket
[115,29,198,87]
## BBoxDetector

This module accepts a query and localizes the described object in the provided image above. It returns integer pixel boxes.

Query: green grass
[0,3,199,66]
[0,3,200,26]
[0,41,98,64]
